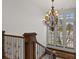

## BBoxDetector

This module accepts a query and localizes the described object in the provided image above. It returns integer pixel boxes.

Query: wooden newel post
[2,31,5,59]
[23,33,37,59]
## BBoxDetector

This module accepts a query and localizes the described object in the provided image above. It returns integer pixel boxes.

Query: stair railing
[2,31,24,59]
[2,31,56,59]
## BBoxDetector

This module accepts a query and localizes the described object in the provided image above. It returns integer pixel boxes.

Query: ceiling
[31,0,76,10]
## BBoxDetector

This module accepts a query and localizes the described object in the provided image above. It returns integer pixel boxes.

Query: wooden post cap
[23,33,37,42]
[2,31,5,33]
[23,33,37,36]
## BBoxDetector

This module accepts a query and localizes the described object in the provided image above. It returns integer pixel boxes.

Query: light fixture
[42,0,59,31]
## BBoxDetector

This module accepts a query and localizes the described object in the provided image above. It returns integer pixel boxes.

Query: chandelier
[42,0,59,31]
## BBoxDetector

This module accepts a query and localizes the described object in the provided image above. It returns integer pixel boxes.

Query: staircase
[2,31,75,59]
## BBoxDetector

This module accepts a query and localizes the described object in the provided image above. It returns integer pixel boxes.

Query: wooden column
[23,33,37,59]
[2,31,5,59]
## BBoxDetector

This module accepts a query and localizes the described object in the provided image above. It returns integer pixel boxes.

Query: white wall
[2,0,47,45]
[2,0,75,46]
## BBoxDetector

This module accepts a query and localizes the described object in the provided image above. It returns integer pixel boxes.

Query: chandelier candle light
[42,0,59,31]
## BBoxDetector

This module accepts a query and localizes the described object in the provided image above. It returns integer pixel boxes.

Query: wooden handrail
[36,41,56,59]
[4,34,24,38]
[48,47,76,54]
[36,41,56,55]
